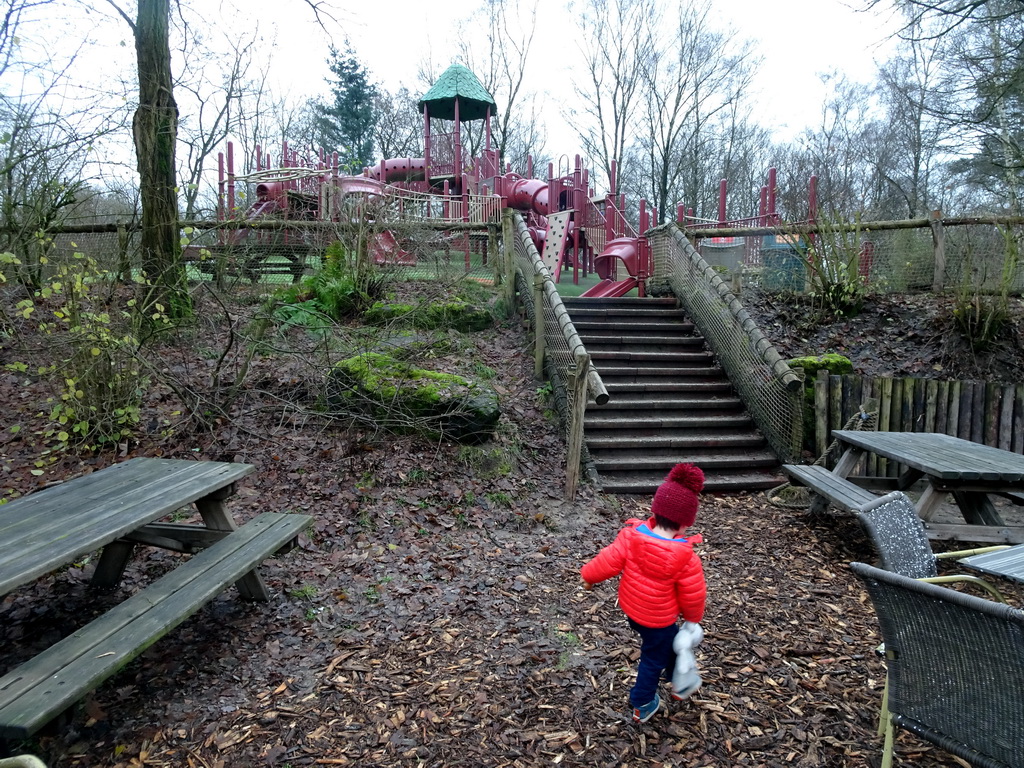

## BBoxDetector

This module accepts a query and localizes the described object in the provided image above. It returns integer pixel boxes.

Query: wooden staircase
[561,296,784,494]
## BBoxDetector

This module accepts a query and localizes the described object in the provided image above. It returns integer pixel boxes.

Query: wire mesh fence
[688,216,1024,295]
[1,219,503,291]
[648,224,805,462]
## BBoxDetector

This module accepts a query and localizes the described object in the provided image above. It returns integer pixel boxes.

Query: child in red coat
[581,463,707,723]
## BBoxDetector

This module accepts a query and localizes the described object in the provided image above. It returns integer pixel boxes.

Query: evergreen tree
[316,44,378,173]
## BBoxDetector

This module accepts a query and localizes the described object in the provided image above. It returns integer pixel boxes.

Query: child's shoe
[632,693,660,723]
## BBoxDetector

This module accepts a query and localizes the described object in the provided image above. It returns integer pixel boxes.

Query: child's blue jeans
[628,618,678,707]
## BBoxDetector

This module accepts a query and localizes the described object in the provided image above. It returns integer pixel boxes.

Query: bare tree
[776,73,891,219]
[869,0,1024,212]
[103,0,188,317]
[875,29,952,217]
[455,0,546,168]
[373,86,422,161]
[635,0,760,222]
[0,1,125,286]
[174,20,270,219]
[572,0,656,188]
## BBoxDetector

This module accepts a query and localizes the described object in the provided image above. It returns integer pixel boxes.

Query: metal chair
[851,562,1024,768]
[855,490,1009,602]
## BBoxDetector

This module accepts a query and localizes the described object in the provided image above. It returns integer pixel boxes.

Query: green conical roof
[418,64,497,121]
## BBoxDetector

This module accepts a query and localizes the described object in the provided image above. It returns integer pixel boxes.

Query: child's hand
[582,580,593,590]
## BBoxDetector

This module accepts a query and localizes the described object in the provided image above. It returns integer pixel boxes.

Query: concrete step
[574,321,698,335]
[563,295,784,494]
[578,336,707,350]
[592,452,779,473]
[589,396,744,411]
[590,350,717,364]
[585,433,768,451]
[596,365,727,381]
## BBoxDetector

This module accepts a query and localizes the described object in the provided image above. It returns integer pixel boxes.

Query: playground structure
[211,62,838,293]
[212,64,663,294]
[204,63,813,496]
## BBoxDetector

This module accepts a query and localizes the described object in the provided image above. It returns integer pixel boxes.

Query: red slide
[580,277,638,298]
[580,237,643,297]
[370,230,415,265]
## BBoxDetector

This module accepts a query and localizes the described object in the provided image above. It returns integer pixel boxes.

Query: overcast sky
[17,0,902,186]
[247,0,901,150]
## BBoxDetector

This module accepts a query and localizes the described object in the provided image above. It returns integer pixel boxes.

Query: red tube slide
[367,158,427,183]
[503,175,549,216]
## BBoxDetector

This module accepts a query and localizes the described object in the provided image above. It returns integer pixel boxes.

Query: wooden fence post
[533,273,545,379]
[502,209,517,313]
[814,375,828,460]
[565,352,590,500]
[930,209,945,291]
[488,222,500,285]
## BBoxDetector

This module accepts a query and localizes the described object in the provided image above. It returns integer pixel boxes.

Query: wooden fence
[812,374,1024,477]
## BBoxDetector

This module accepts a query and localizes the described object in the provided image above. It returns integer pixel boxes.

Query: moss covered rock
[787,353,854,453]
[787,353,854,380]
[363,300,493,333]
[327,352,500,442]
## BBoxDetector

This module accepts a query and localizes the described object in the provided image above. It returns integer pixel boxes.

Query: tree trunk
[133,0,190,317]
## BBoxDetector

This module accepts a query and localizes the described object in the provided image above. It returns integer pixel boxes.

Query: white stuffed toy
[671,621,704,700]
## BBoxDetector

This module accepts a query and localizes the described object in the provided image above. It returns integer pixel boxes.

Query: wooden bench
[782,463,878,514]
[0,458,311,739]
[0,510,310,739]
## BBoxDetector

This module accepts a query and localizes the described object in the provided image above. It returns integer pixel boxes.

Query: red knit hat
[651,463,704,527]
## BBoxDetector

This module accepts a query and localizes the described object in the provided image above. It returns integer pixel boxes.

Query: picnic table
[0,457,311,739]
[831,430,1024,543]
[961,542,1024,585]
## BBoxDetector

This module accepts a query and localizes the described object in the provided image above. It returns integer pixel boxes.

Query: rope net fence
[648,224,804,463]
[509,212,607,493]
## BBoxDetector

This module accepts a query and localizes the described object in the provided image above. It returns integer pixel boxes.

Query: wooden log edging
[814,374,1024,476]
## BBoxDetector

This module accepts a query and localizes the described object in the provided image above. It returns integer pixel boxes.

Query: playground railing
[507,211,609,498]
[648,224,804,463]
[604,196,638,241]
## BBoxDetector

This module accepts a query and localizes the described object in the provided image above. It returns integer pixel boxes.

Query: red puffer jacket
[581,518,706,628]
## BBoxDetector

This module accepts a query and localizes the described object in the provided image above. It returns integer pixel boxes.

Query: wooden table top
[832,430,1024,482]
[0,458,255,597]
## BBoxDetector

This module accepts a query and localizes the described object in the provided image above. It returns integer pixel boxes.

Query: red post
[453,97,462,181]
[226,141,235,217]
[718,179,727,226]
